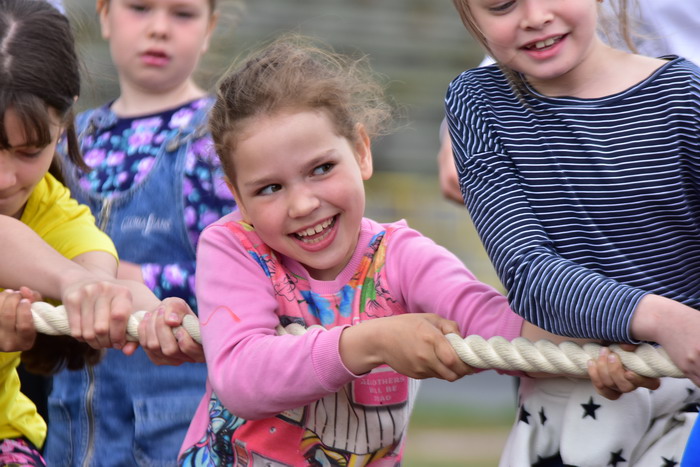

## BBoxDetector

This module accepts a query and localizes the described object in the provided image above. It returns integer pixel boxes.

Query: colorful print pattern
[0,438,45,467]
[179,221,411,466]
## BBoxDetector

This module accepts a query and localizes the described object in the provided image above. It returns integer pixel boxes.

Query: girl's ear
[98,1,111,40]
[354,123,373,181]
[201,11,220,55]
[225,177,251,223]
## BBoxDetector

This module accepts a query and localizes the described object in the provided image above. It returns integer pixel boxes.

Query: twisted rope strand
[30,302,683,378]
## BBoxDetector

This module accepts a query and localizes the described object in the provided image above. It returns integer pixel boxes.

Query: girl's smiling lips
[292,216,336,244]
[522,34,566,51]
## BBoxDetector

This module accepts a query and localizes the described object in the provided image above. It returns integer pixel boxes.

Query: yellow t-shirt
[0,173,117,448]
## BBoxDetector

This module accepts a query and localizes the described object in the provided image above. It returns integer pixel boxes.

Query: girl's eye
[174,10,196,19]
[312,163,334,176]
[129,3,148,12]
[258,184,282,196]
[490,0,515,13]
[16,148,43,158]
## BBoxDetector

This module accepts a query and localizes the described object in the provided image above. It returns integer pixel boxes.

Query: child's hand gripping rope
[25,300,683,378]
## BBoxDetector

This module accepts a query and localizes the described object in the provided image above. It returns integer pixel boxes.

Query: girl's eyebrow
[303,151,335,170]
[241,150,336,190]
[243,175,276,190]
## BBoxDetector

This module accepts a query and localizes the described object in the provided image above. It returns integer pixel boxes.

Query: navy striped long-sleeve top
[445,57,700,342]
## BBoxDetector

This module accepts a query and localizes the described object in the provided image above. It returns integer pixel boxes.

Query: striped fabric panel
[445,58,700,342]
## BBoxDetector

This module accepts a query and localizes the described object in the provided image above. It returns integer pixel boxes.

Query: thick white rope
[29,302,683,378]
[29,301,201,344]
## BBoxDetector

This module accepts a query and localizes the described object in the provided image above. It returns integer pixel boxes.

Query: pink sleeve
[196,221,357,420]
[385,224,524,346]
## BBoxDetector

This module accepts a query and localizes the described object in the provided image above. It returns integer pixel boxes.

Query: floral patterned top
[75,98,236,307]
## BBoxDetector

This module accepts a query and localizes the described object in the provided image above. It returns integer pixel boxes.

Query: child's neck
[527,46,666,99]
[111,79,206,117]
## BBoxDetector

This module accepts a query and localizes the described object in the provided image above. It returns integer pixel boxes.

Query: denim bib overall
[45,103,211,467]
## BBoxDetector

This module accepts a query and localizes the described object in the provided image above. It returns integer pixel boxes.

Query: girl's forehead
[0,106,60,148]
[100,0,215,13]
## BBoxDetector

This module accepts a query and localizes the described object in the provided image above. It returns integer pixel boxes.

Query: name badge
[352,365,408,407]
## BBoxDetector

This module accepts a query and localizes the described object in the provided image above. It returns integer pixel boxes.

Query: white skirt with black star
[499,377,699,466]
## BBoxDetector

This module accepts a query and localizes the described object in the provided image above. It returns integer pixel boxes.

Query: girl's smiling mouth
[524,35,565,51]
[293,216,336,244]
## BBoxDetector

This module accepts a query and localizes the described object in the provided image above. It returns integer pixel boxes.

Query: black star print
[519,405,531,424]
[532,453,565,466]
[581,396,601,419]
[682,403,700,413]
[683,388,700,412]
[539,407,547,425]
[608,449,626,466]
[661,457,678,467]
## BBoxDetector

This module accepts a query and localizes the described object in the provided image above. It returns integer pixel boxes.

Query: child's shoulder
[204,210,243,231]
[667,56,700,80]
[74,102,116,134]
[447,64,512,109]
[363,217,428,246]
[364,217,408,234]
[450,63,506,89]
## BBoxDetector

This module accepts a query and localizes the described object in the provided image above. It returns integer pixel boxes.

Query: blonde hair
[209,34,394,181]
[451,0,637,98]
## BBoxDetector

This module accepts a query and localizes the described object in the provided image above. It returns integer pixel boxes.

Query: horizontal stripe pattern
[445,58,700,341]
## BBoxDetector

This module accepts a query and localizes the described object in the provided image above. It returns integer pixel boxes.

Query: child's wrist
[58,267,98,298]
[629,294,665,342]
[339,323,382,375]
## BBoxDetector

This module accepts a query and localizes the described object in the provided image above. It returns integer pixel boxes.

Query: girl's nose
[288,186,320,219]
[148,10,170,39]
[520,0,554,30]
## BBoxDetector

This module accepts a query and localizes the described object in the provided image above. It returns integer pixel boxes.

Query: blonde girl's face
[99,0,217,94]
[0,108,60,219]
[229,109,373,282]
[468,0,605,86]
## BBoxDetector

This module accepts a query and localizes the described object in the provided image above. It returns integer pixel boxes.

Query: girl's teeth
[297,218,332,237]
[534,37,557,49]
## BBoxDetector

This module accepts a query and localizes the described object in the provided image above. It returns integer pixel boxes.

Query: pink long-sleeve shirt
[179,212,523,465]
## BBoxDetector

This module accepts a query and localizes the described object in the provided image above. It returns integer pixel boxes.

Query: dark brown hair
[0,0,87,177]
[0,0,99,374]
[209,34,394,183]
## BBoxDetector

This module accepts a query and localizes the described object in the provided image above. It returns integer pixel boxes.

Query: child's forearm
[629,294,700,385]
[0,215,103,299]
[520,321,594,346]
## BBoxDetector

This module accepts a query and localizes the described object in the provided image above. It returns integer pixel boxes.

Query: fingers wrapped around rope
[30,302,201,344]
